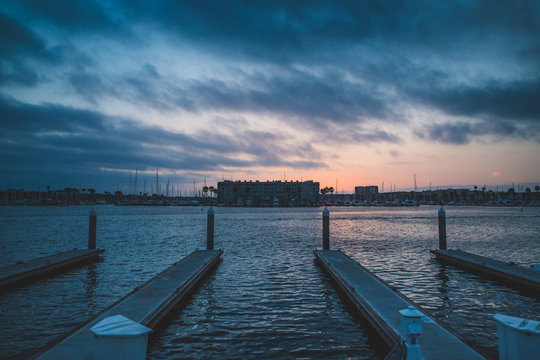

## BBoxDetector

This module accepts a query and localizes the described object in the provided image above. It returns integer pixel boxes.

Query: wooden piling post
[438,206,446,250]
[207,207,214,250]
[323,207,329,250]
[89,208,97,250]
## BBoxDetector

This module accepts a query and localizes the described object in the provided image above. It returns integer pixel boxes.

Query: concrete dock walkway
[431,249,540,294]
[0,249,104,292]
[314,249,486,360]
[32,249,222,360]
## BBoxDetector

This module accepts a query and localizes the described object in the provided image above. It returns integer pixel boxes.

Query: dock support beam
[207,207,214,250]
[438,206,446,250]
[88,208,97,250]
[322,207,329,250]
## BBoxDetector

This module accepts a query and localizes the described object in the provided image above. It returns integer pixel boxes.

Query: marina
[432,206,540,295]
[314,249,486,359]
[1,205,539,359]
[0,248,104,292]
[0,209,102,292]
[32,249,222,359]
[3,1,540,358]
[431,249,540,295]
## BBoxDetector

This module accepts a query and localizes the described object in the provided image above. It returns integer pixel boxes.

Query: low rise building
[217,180,319,206]
[355,185,379,201]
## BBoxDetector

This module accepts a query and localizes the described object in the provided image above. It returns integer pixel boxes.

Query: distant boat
[403,200,420,207]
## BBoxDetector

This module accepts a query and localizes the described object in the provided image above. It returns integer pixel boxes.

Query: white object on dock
[399,306,425,360]
[494,313,540,360]
[399,306,424,345]
[90,314,152,360]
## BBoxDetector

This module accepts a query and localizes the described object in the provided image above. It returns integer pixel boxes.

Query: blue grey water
[0,206,539,359]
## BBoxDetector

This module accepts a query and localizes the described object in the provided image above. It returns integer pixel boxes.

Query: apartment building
[217,180,319,206]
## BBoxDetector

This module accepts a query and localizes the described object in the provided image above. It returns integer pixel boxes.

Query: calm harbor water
[1,205,539,358]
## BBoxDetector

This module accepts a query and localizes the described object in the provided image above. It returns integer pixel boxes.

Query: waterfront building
[355,185,379,201]
[326,193,355,206]
[0,188,81,205]
[217,180,319,206]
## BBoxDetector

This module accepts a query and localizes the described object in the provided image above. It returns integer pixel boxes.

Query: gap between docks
[431,249,540,296]
[0,249,104,292]
[31,249,222,360]
[314,249,487,360]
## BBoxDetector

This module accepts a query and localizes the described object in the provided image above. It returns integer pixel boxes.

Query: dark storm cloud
[0,96,324,188]
[66,65,197,111]
[67,68,111,104]
[0,11,60,85]
[118,0,539,138]
[415,122,474,145]
[414,120,540,145]
[0,96,106,134]
[415,119,537,145]
[2,0,540,146]
[15,0,126,35]
[187,69,391,124]
[10,1,540,61]
[410,78,540,122]
[66,64,396,131]
[410,77,540,144]
[115,1,540,64]
[0,12,48,59]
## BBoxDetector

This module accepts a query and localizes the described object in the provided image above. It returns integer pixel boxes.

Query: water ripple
[1,206,538,359]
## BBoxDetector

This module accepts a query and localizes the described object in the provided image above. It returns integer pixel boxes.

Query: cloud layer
[1,1,539,189]
[0,95,326,188]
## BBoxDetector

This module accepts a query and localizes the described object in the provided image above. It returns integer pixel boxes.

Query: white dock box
[494,314,540,360]
[90,314,152,360]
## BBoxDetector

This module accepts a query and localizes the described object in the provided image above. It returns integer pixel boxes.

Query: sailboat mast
[134,168,138,195]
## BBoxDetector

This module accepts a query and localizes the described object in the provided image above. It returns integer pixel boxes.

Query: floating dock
[32,249,222,360]
[431,249,540,294]
[0,248,104,292]
[314,249,486,360]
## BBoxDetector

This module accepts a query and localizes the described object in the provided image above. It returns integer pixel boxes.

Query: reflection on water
[0,206,539,358]
[83,263,99,309]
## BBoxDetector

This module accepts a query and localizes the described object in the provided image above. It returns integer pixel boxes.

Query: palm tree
[202,186,209,197]
[507,187,515,200]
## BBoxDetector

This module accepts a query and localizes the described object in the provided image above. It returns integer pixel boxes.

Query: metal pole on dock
[438,206,446,250]
[89,208,97,250]
[207,207,214,250]
[322,207,329,250]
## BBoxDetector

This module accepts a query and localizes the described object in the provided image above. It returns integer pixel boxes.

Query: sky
[1,0,539,193]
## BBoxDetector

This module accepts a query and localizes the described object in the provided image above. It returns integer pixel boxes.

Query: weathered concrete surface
[0,249,104,292]
[315,249,486,360]
[431,249,540,294]
[33,249,222,360]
